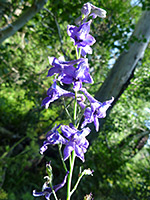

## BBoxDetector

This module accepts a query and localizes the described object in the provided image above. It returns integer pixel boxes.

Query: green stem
[52,189,59,200]
[75,45,81,59]
[66,45,81,200]
[58,144,68,172]
[63,97,73,123]
[66,151,76,200]
[73,91,77,125]
[49,183,59,200]
[70,172,84,196]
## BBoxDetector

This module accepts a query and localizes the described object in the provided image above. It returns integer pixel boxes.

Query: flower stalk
[66,151,76,200]
[33,2,110,200]
[58,144,68,173]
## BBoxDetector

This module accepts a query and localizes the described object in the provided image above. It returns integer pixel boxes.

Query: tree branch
[0,0,47,43]
[88,10,150,142]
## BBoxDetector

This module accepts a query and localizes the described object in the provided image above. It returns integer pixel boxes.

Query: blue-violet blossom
[40,123,90,162]
[47,57,93,91]
[81,2,107,19]
[61,123,90,162]
[41,80,74,109]
[79,88,114,131]
[40,125,68,155]
[67,20,96,56]
[75,3,106,26]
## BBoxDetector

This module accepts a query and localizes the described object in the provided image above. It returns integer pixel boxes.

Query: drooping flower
[75,3,106,26]
[41,80,74,109]
[79,88,114,131]
[33,171,69,200]
[47,57,93,91]
[67,20,96,56]
[81,2,107,19]
[40,125,68,155]
[61,123,90,162]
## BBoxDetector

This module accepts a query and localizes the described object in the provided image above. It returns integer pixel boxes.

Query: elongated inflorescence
[33,3,112,200]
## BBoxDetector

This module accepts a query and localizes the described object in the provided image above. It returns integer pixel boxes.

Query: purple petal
[40,144,48,155]
[73,80,82,91]
[77,100,86,110]
[91,102,102,113]
[47,65,62,77]
[74,145,85,162]
[81,2,91,16]
[80,87,97,103]
[33,190,47,197]
[41,96,53,109]
[81,107,93,128]
[75,59,93,84]
[98,97,114,117]
[40,125,67,154]
[63,65,76,77]
[81,127,91,137]
[80,45,92,56]
[81,139,89,152]
[53,171,69,192]
[42,81,74,109]
[33,187,52,199]
[61,75,74,84]
[61,124,77,139]
[94,116,99,132]
[81,3,107,19]
[90,5,107,18]
[63,142,75,161]
[78,33,96,47]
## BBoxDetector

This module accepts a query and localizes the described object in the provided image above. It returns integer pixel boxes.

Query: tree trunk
[88,10,150,142]
[0,0,47,43]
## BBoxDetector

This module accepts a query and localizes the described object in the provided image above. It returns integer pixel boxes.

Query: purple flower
[40,125,68,155]
[75,3,106,26]
[41,80,74,109]
[79,88,114,131]
[67,20,96,56]
[47,57,82,79]
[61,123,90,162]
[47,58,93,91]
[33,171,69,200]
[81,3,107,19]
[40,123,90,162]
[63,58,93,91]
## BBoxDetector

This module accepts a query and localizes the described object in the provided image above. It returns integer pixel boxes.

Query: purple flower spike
[40,125,68,155]
[67,20,96,56]
[41,80,74,109]
[61,124,90,162]
[80,88,114,131]
[33,171,69,200]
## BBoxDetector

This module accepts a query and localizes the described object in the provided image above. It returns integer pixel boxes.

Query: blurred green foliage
[0,0,150,199]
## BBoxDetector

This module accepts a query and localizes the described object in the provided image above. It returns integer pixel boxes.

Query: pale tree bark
[0,0,47,43]
[88,10,150,142]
